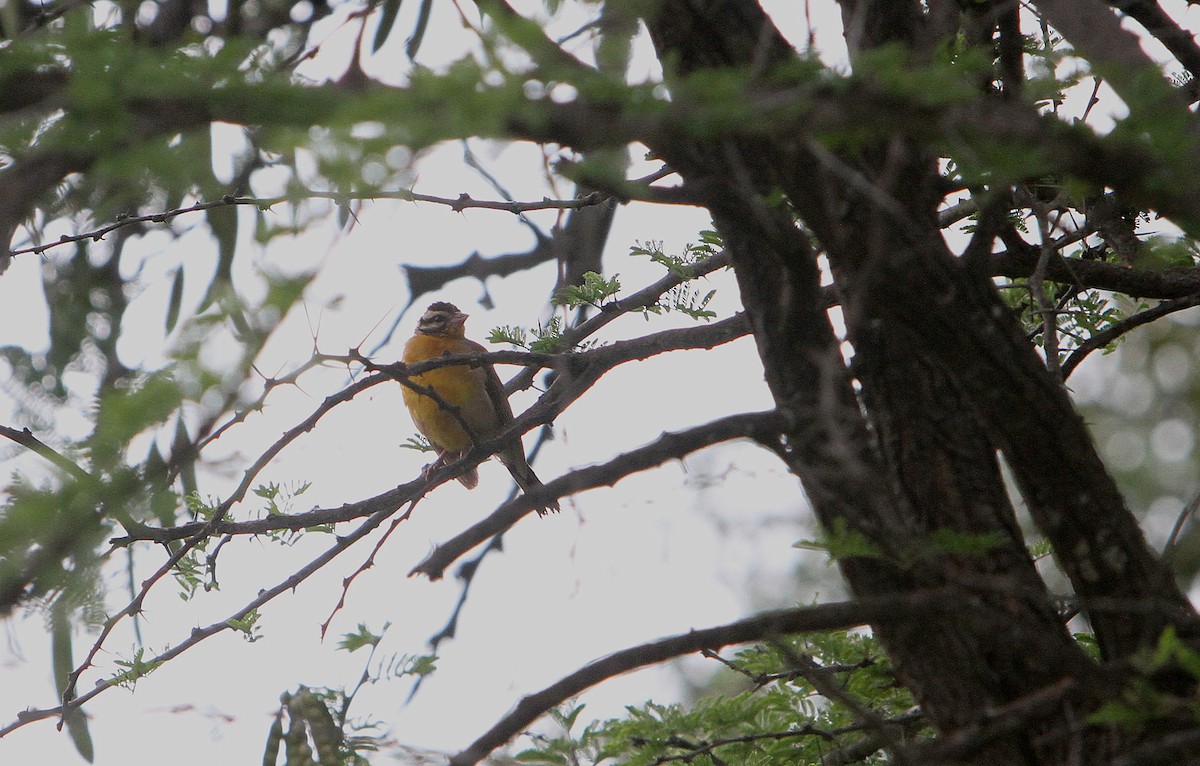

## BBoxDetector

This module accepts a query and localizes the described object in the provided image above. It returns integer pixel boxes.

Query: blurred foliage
[263,623,437,766]
[1078,310,1200,583]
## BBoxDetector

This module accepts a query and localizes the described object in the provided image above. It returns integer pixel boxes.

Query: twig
[113,318,751,547]
[505,249,733,394]
[700,647,875,687]
[646,727,837,765]
[320,498,420,639]
[771,643,906,764]
[1030,203,1063,377]
[420,428,554,653]
[63,372,391,707]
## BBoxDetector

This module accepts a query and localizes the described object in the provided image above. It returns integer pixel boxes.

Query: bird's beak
[449,312,468,327]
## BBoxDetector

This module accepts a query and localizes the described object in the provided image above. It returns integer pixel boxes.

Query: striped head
[416,302,469,338]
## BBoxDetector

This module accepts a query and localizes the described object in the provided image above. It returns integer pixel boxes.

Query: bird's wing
[464,339,515,425]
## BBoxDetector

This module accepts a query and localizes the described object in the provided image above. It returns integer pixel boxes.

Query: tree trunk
[644,1,1200,762]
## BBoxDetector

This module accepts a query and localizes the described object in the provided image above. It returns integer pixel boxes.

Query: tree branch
[1062,293,1200,378]
[6,190,615,260]
[1106,0,1200,101]
[447,589,956,766]
[113,317,750,546]
[0,425,92,482]
[991,246,1200,299]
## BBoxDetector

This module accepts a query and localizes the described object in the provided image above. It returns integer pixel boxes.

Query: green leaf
[401,435,434,452]
[111,648,164,689]
[227,608,264,642]
[925,528,1007,557]
[406,0,433,59]
[794,518,885,561]
[165,266,184,334]
[553,272,621,308]
[91,372,184,469]
[372,0,403,53]
[63,708,95,763]
[515,750,568,765]
[338,622,390,653]
[52,609,96,762]
[488,324,529,348]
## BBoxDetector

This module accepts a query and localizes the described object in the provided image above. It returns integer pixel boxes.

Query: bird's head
[417,301,469,338]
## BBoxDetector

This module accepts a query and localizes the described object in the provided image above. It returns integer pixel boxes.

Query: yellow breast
[402,334,499,453]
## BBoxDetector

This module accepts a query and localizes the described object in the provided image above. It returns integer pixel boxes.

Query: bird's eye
[420,314,448,332]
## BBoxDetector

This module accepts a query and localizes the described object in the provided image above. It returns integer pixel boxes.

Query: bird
[401,301,560,514]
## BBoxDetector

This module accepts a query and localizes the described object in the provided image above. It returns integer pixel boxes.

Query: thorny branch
[54,373,388,715]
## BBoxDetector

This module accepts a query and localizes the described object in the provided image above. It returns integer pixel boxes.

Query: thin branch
[420,427,553,653]
[506,250,733,394]
[319,498,420,639]
[640,712,924,766]
[700,647,876,687]
[770,643,905,764]
[1061,294,1200,379]
[1163,489,1200,563]
[990,247,1200,300]
[7,190,614,259]
[446,589,956,766]
[646,727,838,765]
[821,709,925,766]
[0,425,92,482]
[462,140,550,241]
[1030,204,1063,376]
[1107,1,1200,102]
[63,371,395,706]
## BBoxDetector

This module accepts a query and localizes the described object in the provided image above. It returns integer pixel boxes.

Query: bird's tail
[500,449,560,515]
[455,467,479,490]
